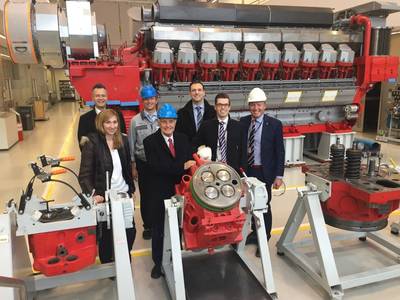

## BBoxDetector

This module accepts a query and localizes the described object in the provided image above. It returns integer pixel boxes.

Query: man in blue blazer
[240,87,285,257]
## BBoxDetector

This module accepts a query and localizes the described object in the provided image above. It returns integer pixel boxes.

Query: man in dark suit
[176,80,216,142]
[240,87,285,257]
[144,103,195,279]
[77,83,126,149]
[193,93,246,173]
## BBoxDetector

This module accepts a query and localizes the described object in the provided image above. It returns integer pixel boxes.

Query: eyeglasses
[215,103,230,108]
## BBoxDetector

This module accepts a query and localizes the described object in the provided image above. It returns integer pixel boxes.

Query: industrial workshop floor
[2,101,400,300]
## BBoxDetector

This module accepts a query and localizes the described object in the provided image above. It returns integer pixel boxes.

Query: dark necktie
[195,106,203,131]
[168,138,176,157]
[248,119,256,166]
[218,121,227,163]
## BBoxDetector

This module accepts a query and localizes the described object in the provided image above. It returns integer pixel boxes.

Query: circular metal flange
[190,162,242,212]
[324,213,388,232]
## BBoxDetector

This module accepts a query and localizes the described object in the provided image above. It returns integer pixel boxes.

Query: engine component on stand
[0,155,136,299]
[175,160,245,250]
[262,43,281,80]
[162,154,278,300]
[345,143,362,179]
[277,162,400,299]
[329,138,345,177]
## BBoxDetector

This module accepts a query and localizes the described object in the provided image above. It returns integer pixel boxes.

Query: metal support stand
[162,198,186,300]
[109,191,136,300]
[277,185,400,300]
[0,193,136,300]
[162,176,278,300]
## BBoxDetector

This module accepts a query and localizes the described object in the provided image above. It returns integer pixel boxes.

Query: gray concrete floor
[1,101,400,299]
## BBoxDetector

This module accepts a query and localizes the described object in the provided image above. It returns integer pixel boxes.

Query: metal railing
[0,276,27,300]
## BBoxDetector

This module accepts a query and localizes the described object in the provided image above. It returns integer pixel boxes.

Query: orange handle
[51,168,66,175]
[60,156,75,161]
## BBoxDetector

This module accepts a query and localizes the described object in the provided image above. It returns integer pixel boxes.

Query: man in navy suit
[144,103,195,279]
[192,92,246,173]
[240,87,285,257]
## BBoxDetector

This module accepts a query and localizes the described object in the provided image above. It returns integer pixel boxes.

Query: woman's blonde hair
[95,109,123,149]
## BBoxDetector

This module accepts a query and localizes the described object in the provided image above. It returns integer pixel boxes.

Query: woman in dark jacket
[79,109,136,264]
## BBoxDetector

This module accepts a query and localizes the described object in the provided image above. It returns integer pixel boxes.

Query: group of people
[76,80,285,279]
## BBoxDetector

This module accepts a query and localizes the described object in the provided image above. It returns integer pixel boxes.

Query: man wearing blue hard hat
[144,103,195,279]
[128,84,159,240]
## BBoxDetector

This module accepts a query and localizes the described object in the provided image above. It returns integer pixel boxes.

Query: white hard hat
[247,88,267,103]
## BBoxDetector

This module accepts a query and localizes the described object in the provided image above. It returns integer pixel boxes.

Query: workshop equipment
[162,155,277,300]
[277,147,400,299]
[0,155,136,300]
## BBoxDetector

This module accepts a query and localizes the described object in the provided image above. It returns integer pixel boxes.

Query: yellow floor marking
[42,111,79,200]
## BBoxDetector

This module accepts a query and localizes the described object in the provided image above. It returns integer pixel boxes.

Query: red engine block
[320,179,400,231]
[175,160,246,252]
[28,226,97,276]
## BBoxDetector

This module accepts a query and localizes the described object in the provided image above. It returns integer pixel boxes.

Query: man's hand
[184,160,196,170]
[273,178,283,189]
[93,195,105,204]
[132,166,138,181]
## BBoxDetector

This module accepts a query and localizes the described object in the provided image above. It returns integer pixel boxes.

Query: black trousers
[98,221,136,264]
[151,209,165,266]
[247,167,273,241]
[136,158,153,230]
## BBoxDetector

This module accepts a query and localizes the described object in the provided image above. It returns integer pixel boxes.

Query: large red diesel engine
[4,0,400,164]
[175,156,245,252]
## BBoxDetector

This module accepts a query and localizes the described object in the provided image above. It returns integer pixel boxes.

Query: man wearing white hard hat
[240,87,285,257]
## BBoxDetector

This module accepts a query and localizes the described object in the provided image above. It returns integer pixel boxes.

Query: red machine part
[28,226,97,276]
[176,158,246,253]
[261,61,280,80]
[321,180,400,228]
[199,62,219,82]
[351,15,399,109]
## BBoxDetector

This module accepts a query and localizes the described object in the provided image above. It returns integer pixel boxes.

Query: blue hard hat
[140,85,157,99]
[158,103,177,119]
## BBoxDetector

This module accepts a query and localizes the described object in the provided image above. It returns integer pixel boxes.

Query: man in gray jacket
[129,85,159,240]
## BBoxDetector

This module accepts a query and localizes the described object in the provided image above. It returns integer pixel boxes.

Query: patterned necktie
[218,121,227,163]
[168,138,176,157]
[247,119,256,166]
[195,106,203,131]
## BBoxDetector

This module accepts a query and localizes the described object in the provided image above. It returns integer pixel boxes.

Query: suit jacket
[77,108,127,147]
[240,114,285,184]
[175,99,216,142]
[192,117,246,173]
[143,129,192,221]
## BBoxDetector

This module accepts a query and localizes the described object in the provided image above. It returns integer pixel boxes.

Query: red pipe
[350,15,371,58]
